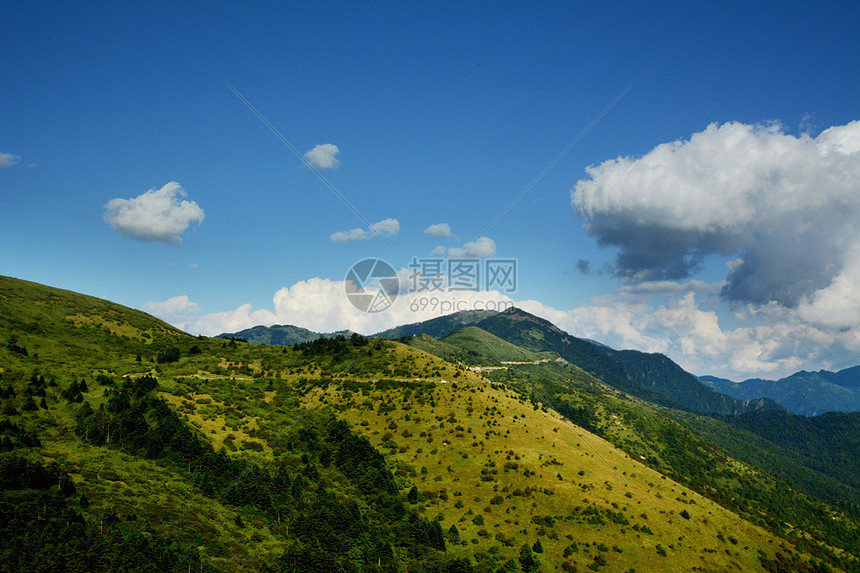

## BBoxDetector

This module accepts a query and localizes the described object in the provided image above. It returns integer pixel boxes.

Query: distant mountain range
[216,324,354,345]
[701,366,860,416]
[221,308,858,417]
[222,307,783,417]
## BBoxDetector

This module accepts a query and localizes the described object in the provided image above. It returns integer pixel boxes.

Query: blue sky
[2,1,859,380]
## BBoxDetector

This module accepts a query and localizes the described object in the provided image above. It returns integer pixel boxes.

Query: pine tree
[519,544,539,572]
[21,395,37,411]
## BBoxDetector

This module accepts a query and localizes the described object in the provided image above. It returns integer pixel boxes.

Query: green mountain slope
[716,409,860,493]
[1,276,857,572]
[0,276,484,571]
[312,377,812,572]
[0,275,192,378]
[419,322,860,565]
[399,327,555,372]
[441,327,551,363]
[474,307,782,416]
[372,310,496,340]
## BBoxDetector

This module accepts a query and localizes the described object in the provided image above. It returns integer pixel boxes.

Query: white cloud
[424,223,453,237]
[572,120,860,329]
[104,182,205,244]
[142,295,200,331]
[518,288,859,381]
[448,236,496,258]
[331,217,399,243]
[331,228,369,243]
[191,272,515,337]
[0,152,21,169]
[193,303,276,336]
[303,143,340,169]
[430,245,447,256]
[370,217,400,237]
[796,247,860,330]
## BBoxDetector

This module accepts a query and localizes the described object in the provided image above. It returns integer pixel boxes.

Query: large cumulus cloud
[572,121,860,329]
[104,182,205,243]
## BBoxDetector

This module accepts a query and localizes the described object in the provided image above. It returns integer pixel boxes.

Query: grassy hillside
[0,276,484,571]
[441,327,553,364]
[417,324,860,568]
[313,376,801,572]
[714,409,860,495]
[0,276,855,572]
[401,327,552,370]
[373,310,497,340]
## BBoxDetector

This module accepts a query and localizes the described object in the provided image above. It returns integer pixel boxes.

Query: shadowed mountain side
[473,307,783,416]
[701,366,860,415]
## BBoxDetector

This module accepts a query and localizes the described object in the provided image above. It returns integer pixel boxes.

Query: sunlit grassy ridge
[403,326,860,570]
[0,276,855,572]
[310,376,802,571]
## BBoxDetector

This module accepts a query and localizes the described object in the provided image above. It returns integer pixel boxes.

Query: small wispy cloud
[331,228,369,243]
[331,217,400,243]
[0,152,21,169]
[448,236,496,258]
[303,143,340,169]
[370,218,400,237]
[424,223,453,237]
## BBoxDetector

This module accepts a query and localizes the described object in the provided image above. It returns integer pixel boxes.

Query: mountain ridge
[701,366,860,416]
[1,275,858,571]
[219,306,858,416]
[471,307,783,417]
[216,323,354,346]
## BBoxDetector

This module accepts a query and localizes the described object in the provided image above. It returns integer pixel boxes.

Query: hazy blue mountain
[217,324,353,345]
[701,366,860,415]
